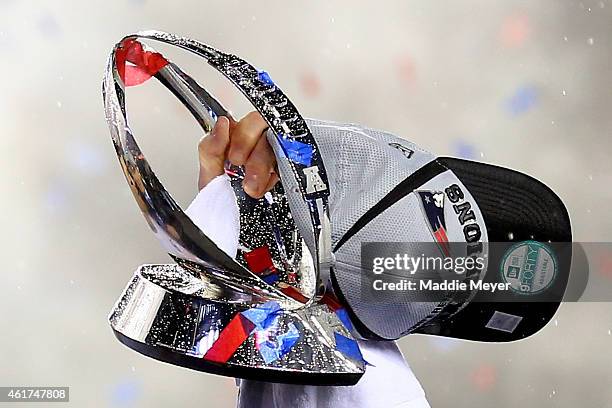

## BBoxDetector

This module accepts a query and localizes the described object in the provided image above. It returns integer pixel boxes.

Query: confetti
[505,85,538,116]
[299,70,321,98]
[396,54,416,84]
[499,13,531,48]
[471,363,497,391]
[452,139,477,159]
[110,379,141,406]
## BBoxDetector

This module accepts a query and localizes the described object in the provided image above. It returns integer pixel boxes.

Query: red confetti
[299,71,321,98]
[596,251,612,279]
[121,66,153,86]
[321,292,343,311]
[203,314,255,363]
[244,246,276,275]
[499,14,531,48]
[115,39,169,87]
[471,363,497,392]
[278,284,310,303]
[396,54,416,84]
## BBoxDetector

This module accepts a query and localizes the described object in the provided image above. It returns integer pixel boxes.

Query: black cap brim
[414,157,573,342]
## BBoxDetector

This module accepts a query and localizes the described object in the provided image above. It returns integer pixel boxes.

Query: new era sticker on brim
[500,241,558,295]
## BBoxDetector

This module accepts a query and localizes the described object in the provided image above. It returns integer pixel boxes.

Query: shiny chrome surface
[109,265,365,385]
[102,31,334,304]
[104,31,364,384]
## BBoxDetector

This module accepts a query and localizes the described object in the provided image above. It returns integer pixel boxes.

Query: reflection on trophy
[103,31,365,386]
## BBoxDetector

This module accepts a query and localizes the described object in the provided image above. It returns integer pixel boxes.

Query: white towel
[184,173,240,259]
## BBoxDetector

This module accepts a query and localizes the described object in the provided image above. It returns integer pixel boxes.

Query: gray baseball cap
[268,118,573,342]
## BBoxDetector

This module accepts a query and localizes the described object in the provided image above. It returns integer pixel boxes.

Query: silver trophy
[103,31,365,385]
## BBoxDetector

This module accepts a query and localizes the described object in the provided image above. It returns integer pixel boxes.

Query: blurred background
[1,0,612,406]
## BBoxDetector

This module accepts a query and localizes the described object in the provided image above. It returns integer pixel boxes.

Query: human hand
[197,112,279,198]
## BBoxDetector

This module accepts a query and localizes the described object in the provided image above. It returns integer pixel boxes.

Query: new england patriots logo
[416,191,450,257]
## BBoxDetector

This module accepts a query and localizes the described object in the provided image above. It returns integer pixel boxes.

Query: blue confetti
[241,301,281,330]
[242,302,301,364]
[66,141,107,176]
[335,308,354,332]
[110,379,141,406]
[44,180,71,214]
[452,139,477,160]
[278,135,313,166]
[334,332,365,364]
[505,85,538,116]
[257,70,275,86]
[262,273,279,285]
[258,323,300,364]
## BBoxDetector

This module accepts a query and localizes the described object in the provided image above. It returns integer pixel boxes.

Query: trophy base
[109,264,365,386]
[112,330,361,386]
